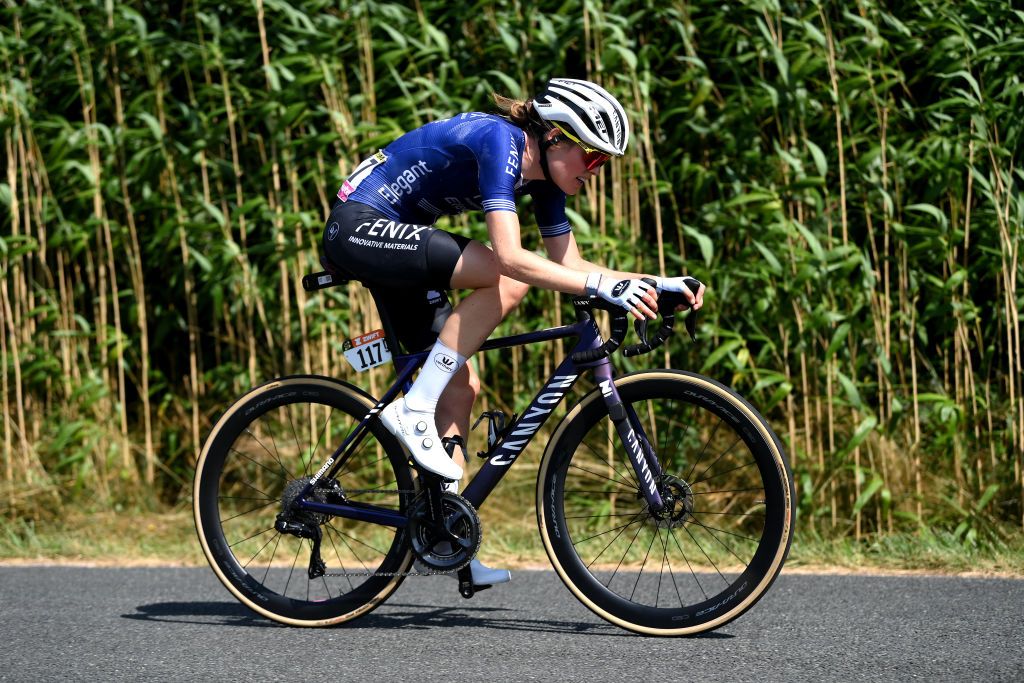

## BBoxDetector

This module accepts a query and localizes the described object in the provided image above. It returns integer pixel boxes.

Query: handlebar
[570,278,700,364]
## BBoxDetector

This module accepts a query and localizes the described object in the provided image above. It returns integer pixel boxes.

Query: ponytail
[491,93,550,138]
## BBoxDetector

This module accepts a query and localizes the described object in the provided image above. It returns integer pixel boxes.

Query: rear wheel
[537,370,794,635]
[194,375,414,626]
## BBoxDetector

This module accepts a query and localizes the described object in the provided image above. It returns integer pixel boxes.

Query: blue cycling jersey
[340,113,571,238]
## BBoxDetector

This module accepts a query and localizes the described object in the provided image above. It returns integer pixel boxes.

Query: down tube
[461,353,584,509]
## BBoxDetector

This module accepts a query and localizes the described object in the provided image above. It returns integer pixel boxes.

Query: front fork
[593,362,665,512]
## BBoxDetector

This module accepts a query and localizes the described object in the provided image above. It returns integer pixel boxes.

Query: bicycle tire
[194,375,414,626]
[537,370,794,636]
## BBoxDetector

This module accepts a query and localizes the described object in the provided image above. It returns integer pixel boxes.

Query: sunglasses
[553,124,612,171]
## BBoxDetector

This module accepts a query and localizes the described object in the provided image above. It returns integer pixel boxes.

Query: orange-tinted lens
[583,150,611,171]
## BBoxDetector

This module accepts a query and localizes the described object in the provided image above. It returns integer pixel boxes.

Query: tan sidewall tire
[536,370,794,636]
[193,375,412,627]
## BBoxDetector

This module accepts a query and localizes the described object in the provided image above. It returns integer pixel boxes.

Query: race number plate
[342,329,392,372]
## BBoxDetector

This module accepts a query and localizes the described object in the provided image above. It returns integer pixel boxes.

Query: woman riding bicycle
[321,77,705,587]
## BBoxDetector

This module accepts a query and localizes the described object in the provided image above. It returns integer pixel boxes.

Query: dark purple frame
[295,314,665,527]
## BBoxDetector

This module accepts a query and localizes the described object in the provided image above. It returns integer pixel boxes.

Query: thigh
[449,241,502,289]
[370,287,452,354]
[323,201,472,291]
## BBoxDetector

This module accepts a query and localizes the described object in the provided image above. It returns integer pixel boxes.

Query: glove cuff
[585,272,602,296]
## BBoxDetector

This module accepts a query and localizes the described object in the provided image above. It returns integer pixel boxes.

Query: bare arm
[542,230,654,281]
[486,211,591,293]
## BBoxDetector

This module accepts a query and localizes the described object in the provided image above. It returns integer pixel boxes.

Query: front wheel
[537,370,794,636]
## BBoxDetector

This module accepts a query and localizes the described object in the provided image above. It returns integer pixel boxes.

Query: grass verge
[1,509,1022,576]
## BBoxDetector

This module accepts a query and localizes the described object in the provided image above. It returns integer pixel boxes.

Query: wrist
[585,272,602,296]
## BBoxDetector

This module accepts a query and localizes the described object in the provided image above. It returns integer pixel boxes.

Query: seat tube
[592,362,664,511]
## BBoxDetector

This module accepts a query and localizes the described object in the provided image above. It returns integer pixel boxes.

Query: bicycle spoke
[261,533,284,584]
[693,459,757,485]
[283,540,302,597]
[228,525,276,550]
[605,515,646,589]
[324,525,357,592]
[630,525,659,601]
[242,427,294,481]
[580,439,640,490]
[686,416,723,478]
[564,511,647,520]
[241,530,281,569]
[325,522,388,559]
[568,462,636,491]
[691,510,765,518]
[669,526,708,600]
[219,498,278,525]
[693,434,743,484]
[688,516,761,552]
[680,521,730,585]
[658,527,685,608]
[231,446,290,483]
[573,514,648,549]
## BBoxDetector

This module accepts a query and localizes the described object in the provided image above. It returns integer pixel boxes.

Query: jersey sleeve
[527,181,571,238]
[474,123,524,215]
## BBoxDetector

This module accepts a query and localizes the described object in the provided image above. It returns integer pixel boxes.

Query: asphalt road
[1,566,1022,682]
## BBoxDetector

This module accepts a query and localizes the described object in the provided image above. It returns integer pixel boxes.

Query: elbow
[494,249,525,280]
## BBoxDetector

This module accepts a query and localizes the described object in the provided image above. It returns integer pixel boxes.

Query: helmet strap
[538,131,565,185]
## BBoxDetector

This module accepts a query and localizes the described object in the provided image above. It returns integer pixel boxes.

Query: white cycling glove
[586,273,655,317]
[651,278,700,309]
[652,275,700,293]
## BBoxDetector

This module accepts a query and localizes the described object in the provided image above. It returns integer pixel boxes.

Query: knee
[499,276,530,312]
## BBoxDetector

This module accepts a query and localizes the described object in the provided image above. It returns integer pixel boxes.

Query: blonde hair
[491,93,549,138]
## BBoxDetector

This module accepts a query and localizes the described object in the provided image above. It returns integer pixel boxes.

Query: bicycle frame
[294,311,666,527]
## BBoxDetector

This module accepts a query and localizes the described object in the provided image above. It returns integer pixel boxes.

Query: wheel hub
[649,474,694,529]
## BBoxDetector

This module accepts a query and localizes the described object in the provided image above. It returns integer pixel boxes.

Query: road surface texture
[1,566,1021,681]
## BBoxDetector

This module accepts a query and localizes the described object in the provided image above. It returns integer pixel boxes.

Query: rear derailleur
[275,476,344,579]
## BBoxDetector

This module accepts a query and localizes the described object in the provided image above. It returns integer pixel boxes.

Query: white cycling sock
[404,339,467,413]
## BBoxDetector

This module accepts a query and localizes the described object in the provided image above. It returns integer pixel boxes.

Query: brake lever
[685,309,698,342]
[682,277,701,342]
[634,318,651,346]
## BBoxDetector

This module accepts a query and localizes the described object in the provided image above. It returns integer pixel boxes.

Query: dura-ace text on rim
[536,371,794,636]
[194,376,415,627]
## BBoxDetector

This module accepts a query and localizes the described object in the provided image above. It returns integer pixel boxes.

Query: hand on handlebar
[595,276,658,320]
[653,276,705,312]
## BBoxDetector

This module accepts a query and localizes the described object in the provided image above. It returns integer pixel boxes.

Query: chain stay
[321,487,456,578]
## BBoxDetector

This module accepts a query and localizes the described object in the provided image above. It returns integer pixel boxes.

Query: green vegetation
[1,0,1021,567]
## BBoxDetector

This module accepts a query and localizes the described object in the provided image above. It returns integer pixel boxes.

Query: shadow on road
[122,601,733,639]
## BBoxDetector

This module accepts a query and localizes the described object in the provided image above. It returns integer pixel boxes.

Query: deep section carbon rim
[194,376,414,625]
[540,371,793,634]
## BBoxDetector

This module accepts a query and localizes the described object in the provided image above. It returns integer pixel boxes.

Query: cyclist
[322,77,705,587]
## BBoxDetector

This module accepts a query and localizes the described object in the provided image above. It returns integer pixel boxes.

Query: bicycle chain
[322,488,462,578]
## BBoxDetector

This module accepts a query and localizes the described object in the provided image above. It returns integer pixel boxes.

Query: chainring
[407,492,481,572]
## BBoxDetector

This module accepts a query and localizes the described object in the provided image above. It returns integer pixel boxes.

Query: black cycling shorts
[322,200,473,352]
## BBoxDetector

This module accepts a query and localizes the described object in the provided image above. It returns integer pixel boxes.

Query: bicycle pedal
[457,565,486,599]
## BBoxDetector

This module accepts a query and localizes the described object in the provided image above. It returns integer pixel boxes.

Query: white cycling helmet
[533,78,630,156]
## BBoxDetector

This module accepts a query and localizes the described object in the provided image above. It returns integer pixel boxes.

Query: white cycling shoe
[414,557,512,587]
[380,398,463,481]
[466,559,511,587]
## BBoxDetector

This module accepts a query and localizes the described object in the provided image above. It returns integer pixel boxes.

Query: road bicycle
[193,264,795,636]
